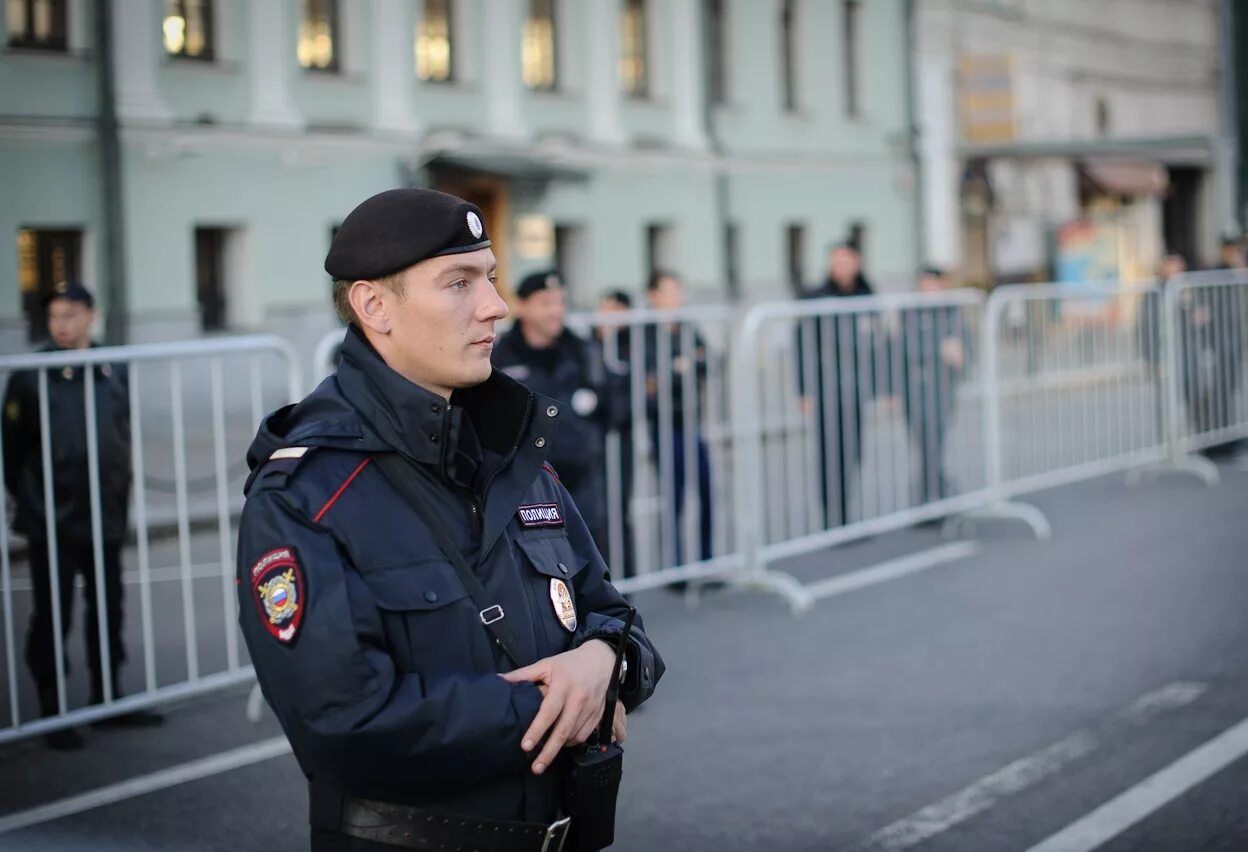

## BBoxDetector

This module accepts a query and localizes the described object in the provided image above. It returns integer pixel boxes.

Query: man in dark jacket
[643,272,713,567]
[492,271,618,555]
[236,189,662,852]
[797,243,878,528]
[2,281,155,750]
[898,267,968,506]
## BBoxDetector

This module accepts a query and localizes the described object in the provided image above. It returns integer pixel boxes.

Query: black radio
[563,606,636,851]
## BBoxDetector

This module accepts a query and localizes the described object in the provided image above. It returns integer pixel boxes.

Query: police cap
[324,188,491,281]
[515,269,564,300]
[44,281,95,310]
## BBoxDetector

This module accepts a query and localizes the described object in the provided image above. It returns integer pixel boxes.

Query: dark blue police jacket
[236,326,663,826]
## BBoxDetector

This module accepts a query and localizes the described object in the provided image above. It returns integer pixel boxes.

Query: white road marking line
[6,562,228,592]
[805,542,980,602]
[1023,712,1248,852]
[851,682,1207,852]
[0,735,291,835]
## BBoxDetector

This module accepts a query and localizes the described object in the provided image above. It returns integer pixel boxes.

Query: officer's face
[518,288,567,342]
[917,273,946,293]
[363,248,508,398]
[47,299,95,350]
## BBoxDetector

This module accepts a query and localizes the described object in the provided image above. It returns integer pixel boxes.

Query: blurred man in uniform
[3,281,159,750]
[797,242,879,527]
[898,267,968,508]
[644,272,713,567]
[237,189,662,851]
[493,271,619,554]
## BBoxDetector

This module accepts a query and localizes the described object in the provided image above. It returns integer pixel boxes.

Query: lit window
[619,0,648,98]
[164,0,215,60]
[6,0,68,50]
[298,0,339,71]
[522,0,557,90]
[415,0,454,83]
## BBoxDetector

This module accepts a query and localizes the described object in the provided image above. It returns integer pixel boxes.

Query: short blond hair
[332,273,405,324]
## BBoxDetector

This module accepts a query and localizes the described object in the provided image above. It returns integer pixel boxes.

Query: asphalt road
[0,459,1247,851]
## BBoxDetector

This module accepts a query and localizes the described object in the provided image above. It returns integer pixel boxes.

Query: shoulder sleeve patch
[250,547,305,644]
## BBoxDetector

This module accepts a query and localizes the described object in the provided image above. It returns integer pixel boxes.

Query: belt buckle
[541,816,571,852]
[479,605,505,625]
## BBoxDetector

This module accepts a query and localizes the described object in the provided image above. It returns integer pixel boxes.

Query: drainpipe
[702,4,736,301]
[903,0,926,271]
[97,0,128,343]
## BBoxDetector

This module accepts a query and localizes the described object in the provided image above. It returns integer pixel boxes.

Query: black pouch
[562,607,635,851]
[563,741,624,851]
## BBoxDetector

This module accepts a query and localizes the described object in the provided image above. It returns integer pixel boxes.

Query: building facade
[1,0,920,357]
[916,0,1233,287]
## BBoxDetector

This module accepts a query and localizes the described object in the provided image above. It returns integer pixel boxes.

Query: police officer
[2,281,159,750]
[236,189,663,852]
[492,271,618,555]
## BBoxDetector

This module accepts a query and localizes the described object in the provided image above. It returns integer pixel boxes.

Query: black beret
[44,280,95,309]
[325,188,491,280]
[515,269,564,300]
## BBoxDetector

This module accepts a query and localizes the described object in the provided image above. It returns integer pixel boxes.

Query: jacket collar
[335,324,541,481]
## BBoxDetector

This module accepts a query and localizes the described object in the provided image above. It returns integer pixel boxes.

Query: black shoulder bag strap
[371,452,530,670]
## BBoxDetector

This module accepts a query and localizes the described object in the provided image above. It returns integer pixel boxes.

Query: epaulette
[245,447,316,494]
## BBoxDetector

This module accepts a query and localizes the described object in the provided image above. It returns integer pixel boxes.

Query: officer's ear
[348,279,391,335]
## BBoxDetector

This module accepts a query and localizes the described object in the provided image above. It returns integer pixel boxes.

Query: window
[786,223,806,293]
[6,0,67,50]
[416,0,454,82]
[16,228,82,343]
[842,0,860,117]
[163,0,215,60]
[847,220,866,257]
[620,0,648,99]
[523,0,557,90]
[645,223,674,278]
[298,0,339,72]
[780,0,799,112]
[195,227,231,331]
[705,0,729,106]
[724,222,740,301]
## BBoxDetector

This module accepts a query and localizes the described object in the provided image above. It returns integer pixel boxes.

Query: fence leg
[246,682,267,724]
[948,500,1052,541]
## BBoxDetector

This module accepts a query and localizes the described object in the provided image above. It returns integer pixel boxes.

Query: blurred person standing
[644,272,713,567]
[2,281,160,751]
[797,242,878,527]
[493,270,616,552]
[898,268,968,508]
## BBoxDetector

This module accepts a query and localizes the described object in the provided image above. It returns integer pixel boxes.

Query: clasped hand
[500,639,626,775]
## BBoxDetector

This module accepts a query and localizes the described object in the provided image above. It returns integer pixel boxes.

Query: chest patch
[249,547,305,644]
[517,503,563,528]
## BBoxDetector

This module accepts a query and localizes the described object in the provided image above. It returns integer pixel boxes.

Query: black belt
[337,796,572,852]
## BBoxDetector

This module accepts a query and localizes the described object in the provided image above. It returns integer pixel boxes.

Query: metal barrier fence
[0,335,301,743]
[3,279,1243,741]
[1166,270,1248,458]
[732,291,995,610]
